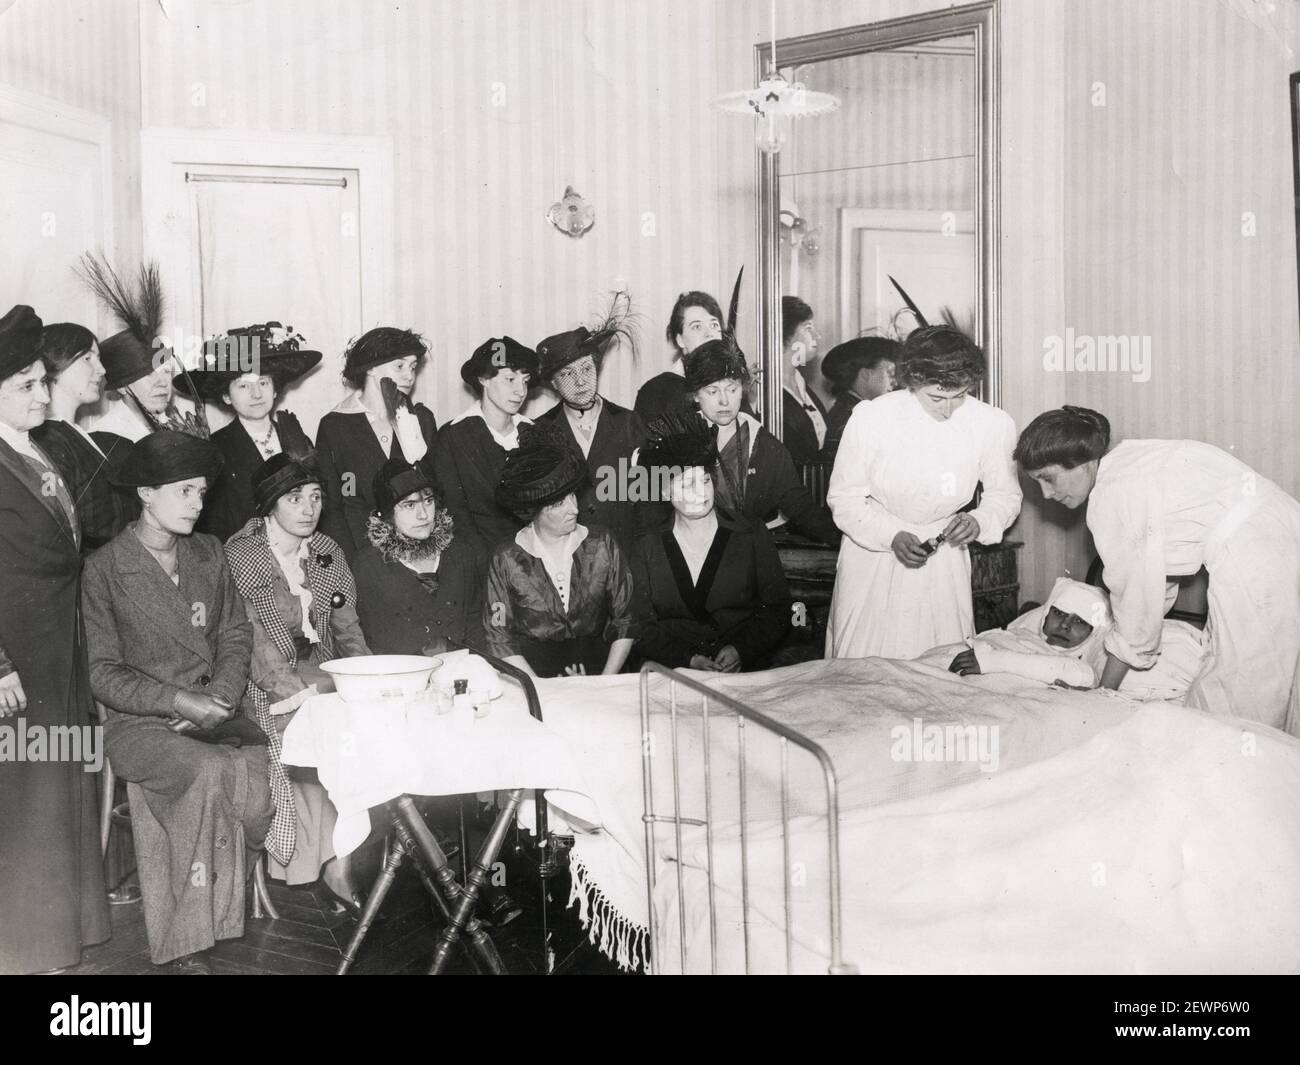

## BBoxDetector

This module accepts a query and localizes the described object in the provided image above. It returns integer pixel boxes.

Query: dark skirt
[517,635,610,679]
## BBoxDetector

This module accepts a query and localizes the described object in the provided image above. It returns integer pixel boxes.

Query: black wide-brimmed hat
[536,328,609,380]
[0,305,44,382]
[460,336,539,388]
[683,335,751,393]
[372,457,439,519]
[174,323,322,403]
[537,290,636,380]
[820,336,902,389]
[111,430,224,488]
[638,409,719,471]
[494,423,588,520]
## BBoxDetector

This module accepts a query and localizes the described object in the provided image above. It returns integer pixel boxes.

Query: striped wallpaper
[137,0,726,421]
[2,0,1295,602]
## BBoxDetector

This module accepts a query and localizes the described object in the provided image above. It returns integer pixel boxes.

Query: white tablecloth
[280,687,600,857]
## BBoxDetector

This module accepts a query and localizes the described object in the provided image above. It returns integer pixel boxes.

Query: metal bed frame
[638,663,857,974]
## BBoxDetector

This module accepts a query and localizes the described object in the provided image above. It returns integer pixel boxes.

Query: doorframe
[140,127,396,341]
[0,81,116,279]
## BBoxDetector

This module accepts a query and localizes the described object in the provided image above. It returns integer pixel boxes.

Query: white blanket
[532,658,1300,973]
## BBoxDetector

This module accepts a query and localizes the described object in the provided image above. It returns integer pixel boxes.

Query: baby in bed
[919,577,1206,698]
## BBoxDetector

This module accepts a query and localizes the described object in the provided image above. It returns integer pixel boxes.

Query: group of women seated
[3,267,1298,977]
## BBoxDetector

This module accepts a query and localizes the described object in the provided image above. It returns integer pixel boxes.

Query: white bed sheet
[530,658,1300,974]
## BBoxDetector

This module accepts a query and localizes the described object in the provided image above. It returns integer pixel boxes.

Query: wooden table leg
[393,795,512,975]
[336,829,406,975]
[423,789,524,975]
[388,810,486,974]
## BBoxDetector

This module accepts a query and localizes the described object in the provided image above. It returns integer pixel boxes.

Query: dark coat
[782,386,829,465]
[432,414,526,557]
[717,417,840,546]
[629,515,791,671]
[537,397,649,548]
[822,392,863,460]
[0,438,110,974]
[81,527,272,963]
[31,418,135,552]
[315,402,438,560]
[353,537,487,656]
[199,414,314,543]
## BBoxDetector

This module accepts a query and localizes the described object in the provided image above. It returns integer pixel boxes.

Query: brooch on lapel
[317,554,333,568]
[330,591,347,609]
[747,467,757,475]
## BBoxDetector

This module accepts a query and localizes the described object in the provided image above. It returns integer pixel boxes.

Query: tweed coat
[82,526,273,964]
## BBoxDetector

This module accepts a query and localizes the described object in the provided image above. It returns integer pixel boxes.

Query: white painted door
[165,163,363,439]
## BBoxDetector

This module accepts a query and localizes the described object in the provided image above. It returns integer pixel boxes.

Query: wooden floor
[68,810,625,976]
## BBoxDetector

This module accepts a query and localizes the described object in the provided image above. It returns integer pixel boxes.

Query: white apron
[1089,439,1300,735]
[824,390,1022,660]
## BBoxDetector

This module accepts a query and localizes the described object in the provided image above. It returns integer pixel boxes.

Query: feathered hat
[494,421,588,521]
[638,408,719,471]
[78,253,211,439]
[536,289,638,380]
[173,322,321,403]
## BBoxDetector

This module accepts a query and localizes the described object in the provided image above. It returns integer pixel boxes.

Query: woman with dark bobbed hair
[826,326,1022,659]
[633,290,725,424]
[483,423,637,678]
[1015,406,1300,735]
[31,322,135,551]
[316,326,438,559]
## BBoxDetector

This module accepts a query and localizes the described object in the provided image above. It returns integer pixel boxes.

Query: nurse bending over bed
[1015,407,1300,736]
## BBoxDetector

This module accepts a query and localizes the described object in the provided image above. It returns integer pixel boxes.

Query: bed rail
[638,663,856,974]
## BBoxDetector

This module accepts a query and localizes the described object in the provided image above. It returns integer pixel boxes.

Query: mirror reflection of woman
[825,326,1022,659]
[81,430,274,973]
[779,296,830,464]
[353,458,486,657]
[629,413,792,673]
[485,425,638,678]
[225,449,373,917]
[1015,406,1300,736]
[31,323,135,551]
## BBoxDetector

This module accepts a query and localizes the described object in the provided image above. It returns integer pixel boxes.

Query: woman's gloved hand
[172,690,235,730]
[948,649,981,676]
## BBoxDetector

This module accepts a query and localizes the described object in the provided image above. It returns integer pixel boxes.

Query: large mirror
[755,2,999,458]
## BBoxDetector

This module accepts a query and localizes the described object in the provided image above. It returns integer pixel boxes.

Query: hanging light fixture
[712,0,840,155]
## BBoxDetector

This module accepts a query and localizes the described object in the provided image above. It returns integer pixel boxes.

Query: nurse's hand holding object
[0,671,26,715]
[891,531,932,568]
[942,511,981,546]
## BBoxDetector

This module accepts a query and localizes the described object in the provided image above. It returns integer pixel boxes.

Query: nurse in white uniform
[1015,406,1300,736]
[825,326,1022,659]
